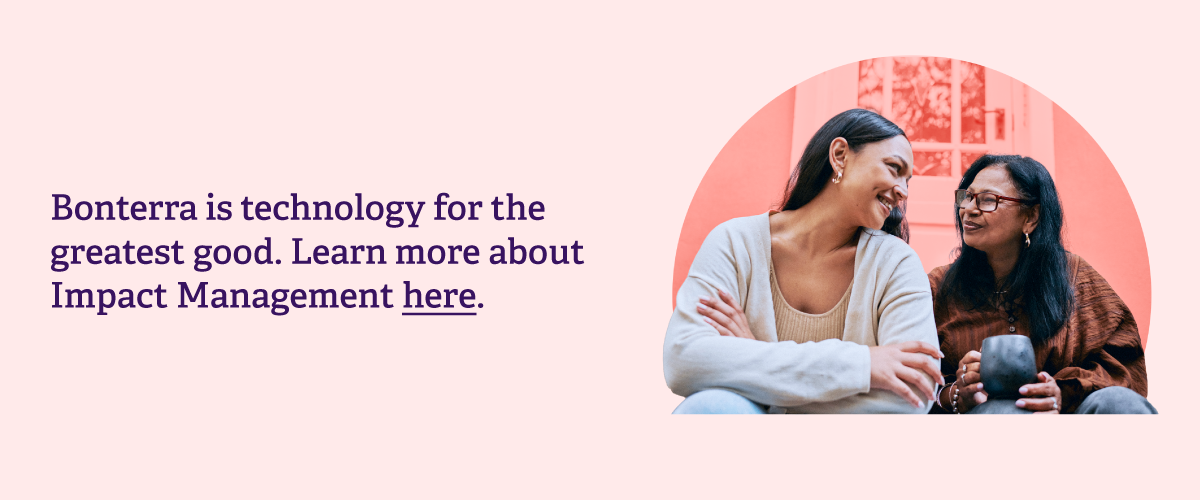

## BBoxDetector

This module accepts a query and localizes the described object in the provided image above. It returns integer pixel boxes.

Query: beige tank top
[770,262,851,343]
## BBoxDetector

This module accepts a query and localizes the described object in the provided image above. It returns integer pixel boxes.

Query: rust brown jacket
[929,254,1148,414]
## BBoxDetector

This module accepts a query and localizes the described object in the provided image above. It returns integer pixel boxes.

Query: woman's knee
[1075,386,1158,414]
[672,389,766,414]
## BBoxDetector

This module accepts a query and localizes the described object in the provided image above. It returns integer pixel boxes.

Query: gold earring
[1024,232,1031,248]
[832,169,843,184]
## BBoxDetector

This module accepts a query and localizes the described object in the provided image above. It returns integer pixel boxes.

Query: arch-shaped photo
[664,57,1153,415]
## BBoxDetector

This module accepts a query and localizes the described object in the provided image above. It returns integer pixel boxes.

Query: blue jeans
[672,389,767,414]
[1074,386,1158,414]
[673,386,1157,414]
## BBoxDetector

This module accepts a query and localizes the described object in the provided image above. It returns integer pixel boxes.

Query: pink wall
[1053,105,1152,346]
[671,88,794,307]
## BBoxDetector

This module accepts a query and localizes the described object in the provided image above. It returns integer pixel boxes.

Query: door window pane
[961,151,984,172]
[961,62,986,144]
[914,151,952,177]
[857,59,885,114]
[891,57,951,143]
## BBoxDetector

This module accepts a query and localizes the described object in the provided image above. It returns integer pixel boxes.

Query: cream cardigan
[663,213,939,413]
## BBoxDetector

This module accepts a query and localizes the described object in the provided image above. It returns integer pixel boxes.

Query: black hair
[779,108,909,241]
[937,154,1074,345]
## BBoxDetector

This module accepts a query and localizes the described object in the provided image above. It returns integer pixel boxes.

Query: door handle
[984,108,1006,140]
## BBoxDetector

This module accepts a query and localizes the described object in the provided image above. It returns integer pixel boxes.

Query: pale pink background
[1,2,1196,499]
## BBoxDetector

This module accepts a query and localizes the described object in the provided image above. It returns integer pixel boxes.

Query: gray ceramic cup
[979,335,1038,398]
[967,335,1038,414]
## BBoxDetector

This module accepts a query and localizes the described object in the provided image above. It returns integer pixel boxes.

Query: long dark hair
[937,154,1074,344]
[779,108,909,241]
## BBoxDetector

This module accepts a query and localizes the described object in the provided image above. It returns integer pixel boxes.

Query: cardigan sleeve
[1048,257,1149,413]
[863,242,940,411]
[662,222,874,408]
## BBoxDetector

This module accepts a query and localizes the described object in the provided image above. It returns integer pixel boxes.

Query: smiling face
[958,164,1038,255]
[834,135,914,230]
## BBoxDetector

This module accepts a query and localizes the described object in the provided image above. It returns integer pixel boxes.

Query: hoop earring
[832,169,843,184]
[1024,232,1031,248]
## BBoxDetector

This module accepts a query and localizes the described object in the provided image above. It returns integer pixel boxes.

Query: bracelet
[935,383,952,410]
[951,383,961,414]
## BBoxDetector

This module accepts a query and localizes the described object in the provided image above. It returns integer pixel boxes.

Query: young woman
[665,109,943,414]
[931,155,1155,414]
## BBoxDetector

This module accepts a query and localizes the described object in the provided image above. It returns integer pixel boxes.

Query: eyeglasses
[954,189,1031,213]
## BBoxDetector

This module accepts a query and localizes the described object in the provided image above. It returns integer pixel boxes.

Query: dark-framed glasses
[954,189,1031,212]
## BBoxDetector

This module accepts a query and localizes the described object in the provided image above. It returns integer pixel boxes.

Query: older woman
[666,109,943,414]
[931,154,1155,414]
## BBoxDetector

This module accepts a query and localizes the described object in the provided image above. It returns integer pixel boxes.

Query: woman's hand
[696,289,755,340]
[1016,372,1062,414]
[954,350,988,412]
[869,341,944,408]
